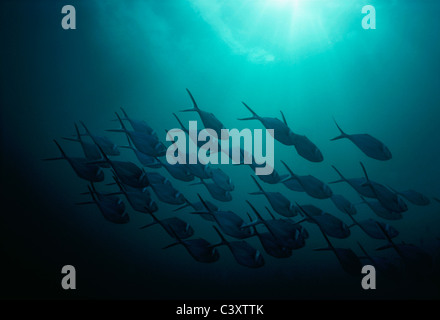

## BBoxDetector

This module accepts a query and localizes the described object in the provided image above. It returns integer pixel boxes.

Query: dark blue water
[1,0,440,299]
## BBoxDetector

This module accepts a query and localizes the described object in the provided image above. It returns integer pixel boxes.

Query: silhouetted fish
[181,89,228,139]
[357,196,403,220]
[358,242,401,279]
[109,176,158,214]
[80,121,120,156]
[192,178,232,202]
[77,184,128,224]
[314,225,361,276]
[281,161,332,199]
[331,194,357,215]
[62,123,102,161]
[245,202,306,250]
[247,213,292,259]
[119,135,161,168]
[388,187,431,206]
[150,179,186,205]
[211,226,264,268]
[192,195,252,239]
[238,102,294,146]
[279,111,323,162]
[44,140,104,182]
[249,175,298,217]
[360,162,407,213]
[140,212,193,239]
[155,157,194,182]
[329,165,376,198]
[163,228,219,263]
[211,168,234,191]
[119,107,157,137]
[376,223,432,277]
[297,203,350,239]
[331,119,392,161]
[347,213,399,239]
[108,112,166,157]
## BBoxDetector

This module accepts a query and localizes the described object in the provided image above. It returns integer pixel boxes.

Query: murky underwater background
[1,0,440,299]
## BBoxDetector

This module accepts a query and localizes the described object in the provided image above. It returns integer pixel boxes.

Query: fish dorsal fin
[250,175,265,194]
[115,112,127,131]
[197,193,213,213]
[53,140,67,159]
[185,88,199,111]
[280,110,288,126]
[120,107,129,120]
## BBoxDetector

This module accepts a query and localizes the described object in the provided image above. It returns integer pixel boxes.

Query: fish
[92,142,150,188]
[163,228,219,263]
[181,89,227,139]
[211,226,265,268]
[44,140,104,182]
[281,177,305,192]
[109,176,158,214]
[279,112,323,162]
[77,184,129,224]
[140,212,194,239]
[150,179,186,205]
[388,187,431,206]
[119,107,157,137]
[249,175,298,217]
[172,112,214,150]
[155,157,194,182]
[359,162,408,213]
[107,112,166,157]
[62,123,102,161]
[246,213,292,259]
[186,162,213,180]
[238,102,295,146]
[80,121,120,156]
[211,168,234,191]
[191,178,232,202]
[331,194,357,215]
[347,213,399,240]
[281,161,333,199]
[357,196,403,220]
[244,202,306,250]
[297,203,350,239]
[358,242,402,279]
[331,119,392,161]
[191,195,252,239]
[376,223,432,277]
[119,134,161,168]
[173,198,217,222]
[246,162,284,184]
[329,165,376,198]
[314,225,361,276]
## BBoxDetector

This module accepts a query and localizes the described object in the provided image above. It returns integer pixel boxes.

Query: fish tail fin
[79,121,91,136]
[114,112,127,131]
[181,88,199,112]
[330,165,346,182]
[173,113,188,132]
[295,202,309,219]
[357,242,373,262]
[265,206,276,220]
[250,175,265,193]
[330,118,348,141]
[120,107,129,120]
[52,140,67,159]
[280,160,296,181]
[238,102,260,121]
[139,222,157,229]
[212,225,228,247]
[197,193,213,212]
[246,200,264,221]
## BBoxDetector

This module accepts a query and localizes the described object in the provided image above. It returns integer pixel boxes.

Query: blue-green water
[1,0,440,299]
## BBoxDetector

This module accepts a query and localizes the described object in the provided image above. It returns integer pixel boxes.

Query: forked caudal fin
[237,102,260,121]
[330,118,348,141]
[180,88,200,112]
